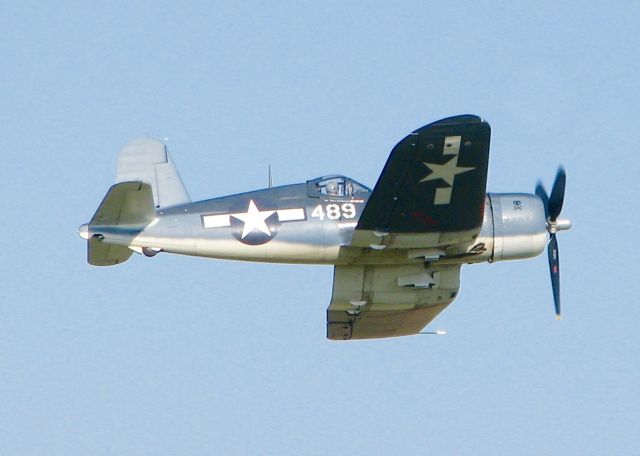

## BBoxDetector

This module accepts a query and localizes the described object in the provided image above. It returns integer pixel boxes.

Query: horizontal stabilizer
[87,181,154,266]
[90,181,154,226]
[88,237,133,266]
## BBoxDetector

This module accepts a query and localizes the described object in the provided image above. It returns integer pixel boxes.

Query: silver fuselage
[84,181,551,267]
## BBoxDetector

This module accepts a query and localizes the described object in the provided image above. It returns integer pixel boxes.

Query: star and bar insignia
[201,199,306,243]
[419,135,475,205]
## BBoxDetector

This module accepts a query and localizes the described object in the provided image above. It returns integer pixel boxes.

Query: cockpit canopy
[306,175,371,198]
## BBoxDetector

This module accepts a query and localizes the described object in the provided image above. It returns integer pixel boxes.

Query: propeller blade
[547,233,561,318]
[535,182,549,219]
[548,167,566,220]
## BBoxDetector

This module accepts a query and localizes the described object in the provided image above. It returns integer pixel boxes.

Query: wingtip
[556,314,562,321]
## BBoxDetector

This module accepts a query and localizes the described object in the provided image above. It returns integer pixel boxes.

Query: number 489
[311,203,356,220]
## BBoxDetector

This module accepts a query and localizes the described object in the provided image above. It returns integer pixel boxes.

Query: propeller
[535,167,571,319]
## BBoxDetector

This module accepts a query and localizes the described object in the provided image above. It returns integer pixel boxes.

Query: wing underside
[327,264,461,340]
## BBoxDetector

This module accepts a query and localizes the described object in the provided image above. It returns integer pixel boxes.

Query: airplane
[78,115,571,340]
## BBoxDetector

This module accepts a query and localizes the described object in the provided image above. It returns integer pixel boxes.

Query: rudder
[116,138,190,208]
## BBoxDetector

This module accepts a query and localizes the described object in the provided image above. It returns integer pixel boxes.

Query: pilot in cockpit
[325,181,339,196]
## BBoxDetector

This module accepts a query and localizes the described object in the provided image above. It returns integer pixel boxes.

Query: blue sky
[1,2,639,455]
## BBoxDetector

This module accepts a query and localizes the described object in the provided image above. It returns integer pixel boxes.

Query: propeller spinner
[535,167,571,319]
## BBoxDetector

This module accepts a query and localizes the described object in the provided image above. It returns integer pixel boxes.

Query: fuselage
[86,174,551,267]
[139,178,365,264]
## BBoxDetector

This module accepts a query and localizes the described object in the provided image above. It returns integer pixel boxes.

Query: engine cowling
[474,193,548,262]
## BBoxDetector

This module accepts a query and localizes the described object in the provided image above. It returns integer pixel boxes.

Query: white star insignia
[420,156,475,186]
[231,200,275,239]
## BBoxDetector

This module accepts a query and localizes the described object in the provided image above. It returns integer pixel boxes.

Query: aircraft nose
[78,223,89,240]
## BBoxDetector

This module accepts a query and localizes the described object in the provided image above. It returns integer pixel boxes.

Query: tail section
[116,137,190,209]
[90,181,155,227]
[80,138,190,266]
[82,181,155,266]
[87,237,133,266]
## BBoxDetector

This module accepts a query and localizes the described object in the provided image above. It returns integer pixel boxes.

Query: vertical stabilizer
[116,138,191,208]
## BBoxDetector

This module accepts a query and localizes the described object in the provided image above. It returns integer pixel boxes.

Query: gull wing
[353,115,491,249]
